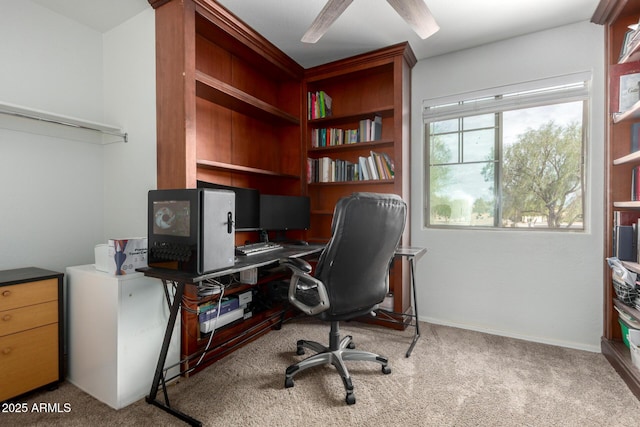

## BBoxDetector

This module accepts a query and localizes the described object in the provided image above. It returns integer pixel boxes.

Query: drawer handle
[1,290,10,297]
[2,347,11,355]
[1,314,10,322]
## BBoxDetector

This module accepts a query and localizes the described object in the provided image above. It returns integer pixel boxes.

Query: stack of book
[310,116,382,147]
[308,90,332,119]
[307,151,394,183]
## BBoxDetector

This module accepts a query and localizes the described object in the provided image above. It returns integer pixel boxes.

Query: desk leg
[146,280,202,427]
[406,258,420,358]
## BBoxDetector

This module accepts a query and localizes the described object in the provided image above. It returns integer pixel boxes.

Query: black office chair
[279,192,407,405]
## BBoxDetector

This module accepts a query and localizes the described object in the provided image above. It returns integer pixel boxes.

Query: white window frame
[423,72,590,230]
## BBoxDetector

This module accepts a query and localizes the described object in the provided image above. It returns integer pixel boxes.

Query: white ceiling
[31,0,601,68]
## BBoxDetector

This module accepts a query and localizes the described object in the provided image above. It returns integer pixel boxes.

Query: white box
[240,268,258,284]
[94,244,109,272]
[107,238,148,275]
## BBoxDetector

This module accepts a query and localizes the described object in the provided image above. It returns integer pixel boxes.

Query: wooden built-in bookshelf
[149,0,415,369]
[593,0,640,399]
[304,43,415,325]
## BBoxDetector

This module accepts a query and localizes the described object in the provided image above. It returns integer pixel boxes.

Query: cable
[191,285,226,371]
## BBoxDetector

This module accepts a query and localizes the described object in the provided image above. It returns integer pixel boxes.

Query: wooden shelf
[602,338,640,397]
[308,106,394,126]
[195,70,299,124]
[614,298,640,321]
[622,260,640,274]
[197,159,300,178]
[308,139,394,153]
[308,179,394,186]
[613,149,640,164]
[614,201,640,208]
[152,0,304,191]
[613,98,640,123]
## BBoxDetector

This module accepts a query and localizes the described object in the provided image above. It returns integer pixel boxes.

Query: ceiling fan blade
[301,0,354,44]
[386,0,439,39]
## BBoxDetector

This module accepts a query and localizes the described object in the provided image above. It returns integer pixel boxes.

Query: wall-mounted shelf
[196,159,300,178]
[614,201,640,208]
[613,99,640,123]
[0,101,127,144]
[613,150,640,165]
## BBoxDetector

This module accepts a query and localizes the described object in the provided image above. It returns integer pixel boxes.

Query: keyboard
[235,242,282,256]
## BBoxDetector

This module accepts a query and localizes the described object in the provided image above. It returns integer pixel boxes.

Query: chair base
[284,321,391,405]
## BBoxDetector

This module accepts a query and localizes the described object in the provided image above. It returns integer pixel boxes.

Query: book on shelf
[308,91,332,119]
[619,19,640,63]
[310,115,383,147]
[357,116,382,143]
[614,224,637,262]
[619,72,640,112]
[307,151,394,183]
[632,122,640,152]
[372,115,382,140]
[613,211,640,263]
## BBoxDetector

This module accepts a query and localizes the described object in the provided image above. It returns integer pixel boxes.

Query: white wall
[0,1,105,272]
[0,1,155,273]
[411,21,605,351]
[102,8,157,239]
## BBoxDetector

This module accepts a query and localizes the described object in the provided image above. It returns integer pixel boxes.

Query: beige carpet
[5,318,640,426]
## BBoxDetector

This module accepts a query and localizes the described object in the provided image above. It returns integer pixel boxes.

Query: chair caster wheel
[347,342,355,349]
[285,377,294,388]
[382,365,391,375]
[296,347,305,355]
[345,393,356,405]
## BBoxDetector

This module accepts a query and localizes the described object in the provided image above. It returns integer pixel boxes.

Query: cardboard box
[107,238,148,275]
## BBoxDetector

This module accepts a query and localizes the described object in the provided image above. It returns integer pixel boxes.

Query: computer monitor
[197,181,260,231]
[259,194,310,231]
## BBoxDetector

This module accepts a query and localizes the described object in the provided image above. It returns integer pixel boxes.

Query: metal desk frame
[376,246,427,357]
[139,245,324,426]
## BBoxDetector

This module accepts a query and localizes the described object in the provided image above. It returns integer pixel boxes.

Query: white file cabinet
[66,265,180,409]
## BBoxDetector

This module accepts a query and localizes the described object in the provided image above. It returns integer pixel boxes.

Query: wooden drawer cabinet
[0,268,63,402]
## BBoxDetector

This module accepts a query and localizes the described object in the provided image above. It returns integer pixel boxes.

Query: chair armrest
[279,258,330,316]
[279,257,312,274]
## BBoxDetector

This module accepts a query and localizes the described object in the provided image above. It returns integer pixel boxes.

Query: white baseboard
[419,316,601,353]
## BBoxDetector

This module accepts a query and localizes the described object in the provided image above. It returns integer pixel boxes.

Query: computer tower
[148,188,235,274]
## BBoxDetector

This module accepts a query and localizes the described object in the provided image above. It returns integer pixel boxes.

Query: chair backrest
[314,192,407,318]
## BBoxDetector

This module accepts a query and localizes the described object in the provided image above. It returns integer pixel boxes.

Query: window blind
[422,71,591,122]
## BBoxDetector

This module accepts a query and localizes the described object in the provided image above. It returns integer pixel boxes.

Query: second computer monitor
[196,181,260,231]
[259,194,310,231]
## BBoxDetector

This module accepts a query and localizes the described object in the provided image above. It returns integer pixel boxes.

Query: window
[424,73,589,230]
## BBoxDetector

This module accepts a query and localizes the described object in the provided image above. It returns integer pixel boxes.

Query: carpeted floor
[4,318,640,426]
